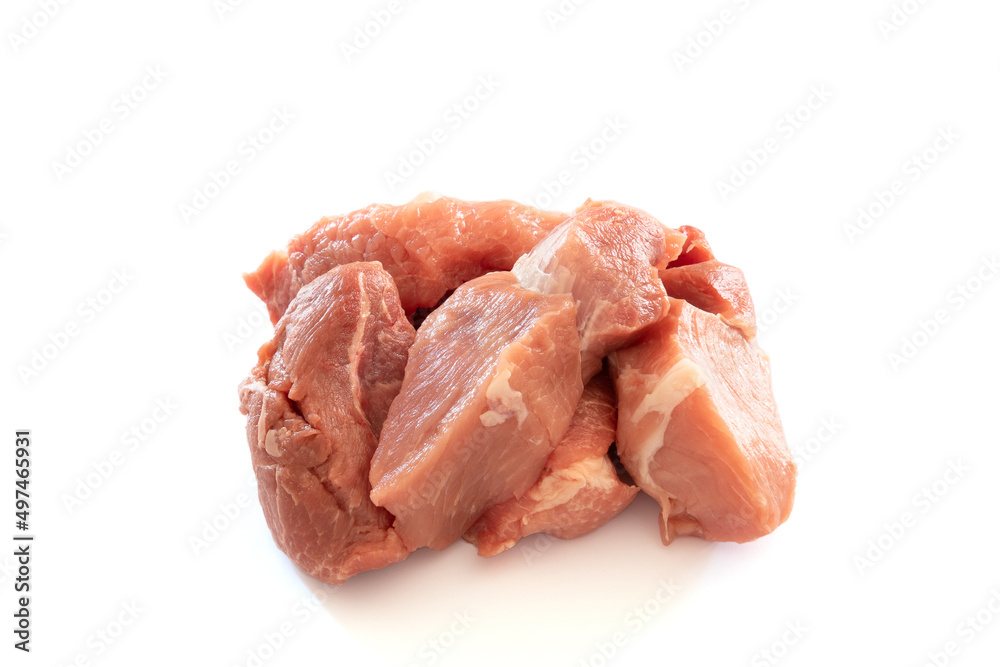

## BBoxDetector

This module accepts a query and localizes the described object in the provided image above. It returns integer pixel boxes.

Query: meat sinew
[512,200,687,380]
[609,297,795,544]
[238,262,415,584]
[245,193,569,323]
[465,371,638,556]
[370,272,584,551]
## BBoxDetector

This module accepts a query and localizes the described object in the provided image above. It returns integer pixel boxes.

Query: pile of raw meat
[238,194,796,585]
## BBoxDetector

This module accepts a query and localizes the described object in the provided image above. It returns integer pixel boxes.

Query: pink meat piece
[465,371,638,556]
[238,262,415,584]
[668,225,716,267]
[609,298,795,544]
[244,194,569,323]
[512,199,687,380]
[369,272,583,551]
[660,260,757,339]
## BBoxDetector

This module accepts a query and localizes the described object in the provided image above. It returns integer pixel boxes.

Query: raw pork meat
[660,260,757,339]
[465,371,638,556]
[668,225,715,267]
[512,200,687,380]
[238,195,797,584]
[245,193,568,323]
[609,298,795,544]
[370,272,583,551]
[238,262,415,584]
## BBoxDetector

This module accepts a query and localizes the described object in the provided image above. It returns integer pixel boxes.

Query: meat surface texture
[239,195,797,584]
[238,262,416,584]
[465,371,638,556]
[512,200,687,380]
[660,260,757,339]
[369,272,584,551]
[668,225,716,267]
[609,298,795,544]
[245,193,569,323]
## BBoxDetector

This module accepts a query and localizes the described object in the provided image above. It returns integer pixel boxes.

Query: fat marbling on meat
[369,272,584,551]
[609,297,795,544]
[238,196,797,584]
[512,199,687,381]
[465,371,638,556]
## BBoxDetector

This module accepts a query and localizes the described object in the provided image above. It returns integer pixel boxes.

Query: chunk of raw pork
[660,260,757,339]
[370,272,583,551]
[245,194,569,323]
[668,225,716,267]
[609,298,795,544]
[512,200,687,380]
[238,262,415,584]
[465,371,638,556]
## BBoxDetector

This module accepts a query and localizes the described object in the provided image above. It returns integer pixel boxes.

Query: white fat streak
[480,367,528,428]
[264,429,280,457]
[629,358,708,490]
[524,455,616,514]
[579,298,611,356]
[411,191,444,204]
[512,221,577,294]
[348,271,371,420]
[242,378,272,454]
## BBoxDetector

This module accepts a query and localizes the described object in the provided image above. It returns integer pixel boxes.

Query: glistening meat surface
[512,199,687,380]
[660,260,757,339]
[238,262,415,584]
[245,193,569,323]
[239,195,797,584]
[609,298,795,544]
[465,371,638,557]
[369,272,584,551]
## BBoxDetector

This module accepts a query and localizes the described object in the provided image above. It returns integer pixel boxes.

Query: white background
[2,1,999,666]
